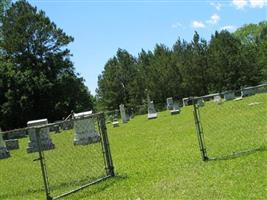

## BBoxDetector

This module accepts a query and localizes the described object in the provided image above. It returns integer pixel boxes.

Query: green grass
[1,94,267,200]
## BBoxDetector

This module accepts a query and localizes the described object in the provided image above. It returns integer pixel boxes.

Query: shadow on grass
[57,174,128,199]
[0,174,128,200]
[208,146,267,161]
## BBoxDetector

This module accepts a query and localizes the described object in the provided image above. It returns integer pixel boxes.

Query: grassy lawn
[0,94,266,200]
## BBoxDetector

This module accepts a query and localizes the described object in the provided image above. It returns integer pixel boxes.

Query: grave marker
[148,101,157,119]
[166,97,174,110]
[171,103,180,115]
[27,119,55,153]
[112,110,119,128]
[6,139,19,150]
[119,104,128,123]
[73,111,101,145]
[224,91,235,101]
[0,128,10,159]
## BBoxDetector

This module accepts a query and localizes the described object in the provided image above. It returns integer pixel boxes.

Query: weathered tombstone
[241,86,256,97]
[148,101,157,119]
[0,128,10,159]
[170,102,180,115]
[197,98,205,107]
[112,110,119,128]
[182,97,189,107]
[224,91,235,101]
[166,97,174,110]
[73,111,100,145]
[27,119,55,153]
[214,95,223,105]
[5,139,19,150]
[119,104,128,123]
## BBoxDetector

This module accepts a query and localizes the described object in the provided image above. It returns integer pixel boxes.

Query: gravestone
[214,95,223,105]
[166,97,174,110]
[182,98,189,107]
[6,139,19,150]
[148,101,157,119]
[197,98,205,107]
[27,119,55,153]
[241,87,256,97]
[224,91,235,101]
[112,111,119,128]
[171,103,180,115]
[119,104,128,123]
[73,111,101,145]
[0,128,10,159]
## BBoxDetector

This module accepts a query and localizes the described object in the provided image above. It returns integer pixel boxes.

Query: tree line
[0,1,94,130]
[96,21,267,111]
[0,1,266,130]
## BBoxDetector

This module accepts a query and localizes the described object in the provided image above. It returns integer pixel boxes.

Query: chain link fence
[192,85,267,161]
[0,112,114,200]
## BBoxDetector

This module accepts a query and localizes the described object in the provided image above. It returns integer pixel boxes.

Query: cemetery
[0,1,266,199]
[0,90,266,199]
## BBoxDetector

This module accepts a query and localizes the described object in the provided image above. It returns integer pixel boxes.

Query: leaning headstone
[6,139,19,150]
[148,101,157,119]
[27,119,55,153]
[171,103,180,115]
[112,111,119,128]
[119,104,128,123]
[214,95,223,105]
[0,128,10,159]
[224,91,235,101]
[166,97,174,110]
[73,111,101,145]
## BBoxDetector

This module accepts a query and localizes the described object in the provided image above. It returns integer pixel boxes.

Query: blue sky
[23,0,267,94]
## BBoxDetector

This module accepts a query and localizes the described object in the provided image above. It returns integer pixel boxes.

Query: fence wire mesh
[0,112,114,200]
[193,85,267,161]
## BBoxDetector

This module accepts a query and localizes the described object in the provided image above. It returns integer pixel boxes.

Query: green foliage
[97,22,267,110]
[0,1,93,129]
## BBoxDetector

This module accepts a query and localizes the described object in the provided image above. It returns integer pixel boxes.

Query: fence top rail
[0,112,104,135]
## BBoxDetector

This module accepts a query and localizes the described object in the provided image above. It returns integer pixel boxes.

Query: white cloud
[171,22,184,29]
[206,14,220,25]
[210,2,222,10]
[249,0,267,8]
[220,25,237,32]
[232,0,248,9]
[192,21,205,28]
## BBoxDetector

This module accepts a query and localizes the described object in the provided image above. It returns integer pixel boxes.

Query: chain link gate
[192,85,267,161]
[0,112,114,200]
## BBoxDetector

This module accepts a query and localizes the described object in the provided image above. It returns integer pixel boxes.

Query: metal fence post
[98,113,115,177]
[192,98,209,161]
[35,127,53,200]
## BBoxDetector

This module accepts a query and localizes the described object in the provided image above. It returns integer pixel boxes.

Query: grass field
[0,94,267,200]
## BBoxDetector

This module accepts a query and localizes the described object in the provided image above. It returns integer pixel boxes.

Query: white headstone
[148,101,157,119]
[166,97,174,110]
[0,128,10,159]
[119,104,128,123]
[214,95,223,105]
[182,98,189,107]
[27,119,55,153]
[171,102,180,115]
[73,111,100,145]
